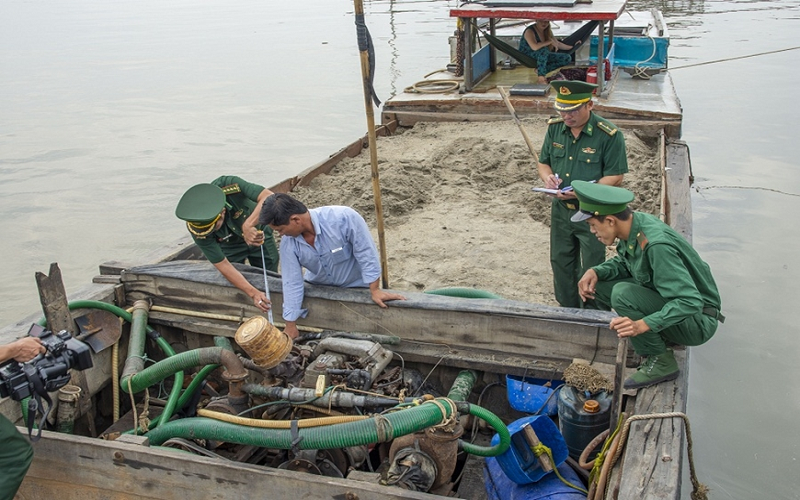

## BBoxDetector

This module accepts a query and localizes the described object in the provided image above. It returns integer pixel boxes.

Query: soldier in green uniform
[537,80,628,308]
[572,181,724,389]
[176,175,279,313]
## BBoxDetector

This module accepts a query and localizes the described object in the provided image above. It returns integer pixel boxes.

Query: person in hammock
[519,19,577,84]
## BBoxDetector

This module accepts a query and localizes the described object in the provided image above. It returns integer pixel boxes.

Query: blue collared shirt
[280,206,382,322]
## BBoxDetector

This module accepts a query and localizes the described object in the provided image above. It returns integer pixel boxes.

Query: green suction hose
[146,398,457,448]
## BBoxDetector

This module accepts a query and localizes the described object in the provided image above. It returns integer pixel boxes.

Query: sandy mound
[291,118,661,305]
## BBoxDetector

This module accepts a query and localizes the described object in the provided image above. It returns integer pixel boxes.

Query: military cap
[175,183,226,237]
[570,180,635,222]
[552,80,597,112]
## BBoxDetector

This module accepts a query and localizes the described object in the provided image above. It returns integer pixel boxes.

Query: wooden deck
[1,125,694,500]
[382,69,683,138]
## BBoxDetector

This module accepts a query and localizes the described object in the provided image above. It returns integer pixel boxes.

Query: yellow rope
[588,414,624,485]
[531,443,588,495]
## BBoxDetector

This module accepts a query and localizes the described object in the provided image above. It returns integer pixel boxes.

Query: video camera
[0,324,93,402]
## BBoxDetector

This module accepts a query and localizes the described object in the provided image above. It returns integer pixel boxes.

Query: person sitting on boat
[0,337,46,498]
[519,19,576,84]
[571,181,724,389]
[176,176,279,314]
[258,193,405,339]
[537,80,628,309]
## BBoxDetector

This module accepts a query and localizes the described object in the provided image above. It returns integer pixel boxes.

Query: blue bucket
[506,375,563,416]
[484,454,587,499]
[490,415,569,485]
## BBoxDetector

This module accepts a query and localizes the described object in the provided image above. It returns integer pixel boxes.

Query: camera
[0,324,93,402]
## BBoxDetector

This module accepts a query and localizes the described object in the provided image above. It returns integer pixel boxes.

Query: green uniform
[590,212,723,356]
[191,176,279,271]
[539,113,628,308]
[0,414,34,498]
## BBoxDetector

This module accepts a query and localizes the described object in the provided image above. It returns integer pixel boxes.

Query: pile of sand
[292,118,660,305]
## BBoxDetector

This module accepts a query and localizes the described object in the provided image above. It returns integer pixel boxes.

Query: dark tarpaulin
[355,14,381,106]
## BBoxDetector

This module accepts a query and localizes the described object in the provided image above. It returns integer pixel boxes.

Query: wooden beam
[612,349,688,500]
[121,261,621,366]
[664,141,693,243]
[18,428,448,500]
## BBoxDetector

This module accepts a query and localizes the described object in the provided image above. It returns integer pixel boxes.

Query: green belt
[702,306,725,323]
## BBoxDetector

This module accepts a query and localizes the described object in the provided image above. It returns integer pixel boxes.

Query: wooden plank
[17,428,449,500]
[613,349,688,500]
[121,261,621,366]
[35,262,75,335]
[664,141,693,243]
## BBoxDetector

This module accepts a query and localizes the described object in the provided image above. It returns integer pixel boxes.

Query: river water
[1,0,798,497]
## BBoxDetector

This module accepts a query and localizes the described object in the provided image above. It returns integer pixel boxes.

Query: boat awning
[450,0,627,92]
[450,0,627,22]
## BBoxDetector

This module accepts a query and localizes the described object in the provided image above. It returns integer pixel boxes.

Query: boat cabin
[381,1,680,138]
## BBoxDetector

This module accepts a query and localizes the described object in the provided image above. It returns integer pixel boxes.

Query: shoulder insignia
[221,183,241,195]
[637,232,649,250]
[596,121,617,136]
[547,116,564,125]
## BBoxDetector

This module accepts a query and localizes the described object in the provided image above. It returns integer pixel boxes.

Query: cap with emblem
[570,180,634,222]
[552,80,598,112]
[176,183,226,237]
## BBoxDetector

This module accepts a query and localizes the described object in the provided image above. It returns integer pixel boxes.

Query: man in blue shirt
[259,193,405,338]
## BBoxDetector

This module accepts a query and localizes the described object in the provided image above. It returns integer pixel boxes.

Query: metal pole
[260,245,274,324]
[354,0,390,289]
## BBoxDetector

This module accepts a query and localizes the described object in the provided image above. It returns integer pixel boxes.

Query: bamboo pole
[498,86,539,163]
[354,0,390,288]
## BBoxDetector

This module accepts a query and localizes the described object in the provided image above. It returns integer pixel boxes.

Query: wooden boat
[1,2,697,498]
[381,1,683,139]
[0,117,693,499]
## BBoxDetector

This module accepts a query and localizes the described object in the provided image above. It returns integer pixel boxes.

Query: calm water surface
[2,0,799,498]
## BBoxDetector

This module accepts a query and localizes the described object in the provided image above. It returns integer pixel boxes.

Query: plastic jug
[556,385,612,461]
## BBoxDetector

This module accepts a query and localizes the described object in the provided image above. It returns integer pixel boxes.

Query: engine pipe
[243,384,403,409]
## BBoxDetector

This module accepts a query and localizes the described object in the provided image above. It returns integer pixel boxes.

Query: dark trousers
[593,279,718,356]
[0,415,33,500]
[243,239,279,273]
[550,201,606,308]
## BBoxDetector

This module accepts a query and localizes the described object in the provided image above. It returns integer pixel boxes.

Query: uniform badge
[552,142,565,149]
[221,184,242,195]
[232,209,244,219]
[597,121,617,136]
[637,232,649,250]
[559,86,571,95]
[581,147,596,154]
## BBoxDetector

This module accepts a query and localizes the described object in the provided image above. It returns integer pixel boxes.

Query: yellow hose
[149,305,324,333]
[197,408,369,428]
[112,309,134,422]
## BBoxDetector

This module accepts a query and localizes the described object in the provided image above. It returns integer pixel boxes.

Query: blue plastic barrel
[484,454,587,500]
[556,385,612,461]
[506,375,564,416]
[490,415,569,485]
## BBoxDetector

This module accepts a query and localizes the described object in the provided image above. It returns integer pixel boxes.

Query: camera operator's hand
[0,337,46,364]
